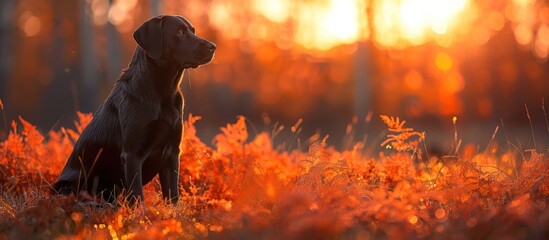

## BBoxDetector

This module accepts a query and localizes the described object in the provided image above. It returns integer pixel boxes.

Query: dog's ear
[133,16,163,59]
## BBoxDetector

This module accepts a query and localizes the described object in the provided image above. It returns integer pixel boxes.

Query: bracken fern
[380,115,425,154]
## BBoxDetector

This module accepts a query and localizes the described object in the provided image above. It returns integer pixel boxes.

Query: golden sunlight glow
[211,0,368,50]
[294,0,368,50]
[207,0,485,50]
[79,0,549,58]
[254,0,290,23]
[374,0,470,47]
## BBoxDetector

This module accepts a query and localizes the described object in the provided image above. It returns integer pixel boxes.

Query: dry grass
[0,108,548,239]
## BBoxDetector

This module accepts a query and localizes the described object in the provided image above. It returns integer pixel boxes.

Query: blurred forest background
[0,0,548,149]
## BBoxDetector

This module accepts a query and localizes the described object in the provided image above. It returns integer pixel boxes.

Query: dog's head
[133,15,216,69]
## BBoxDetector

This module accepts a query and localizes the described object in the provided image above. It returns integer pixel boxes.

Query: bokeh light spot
[19,12,41,37]
[408,215,418,224]
[436,52,453,72]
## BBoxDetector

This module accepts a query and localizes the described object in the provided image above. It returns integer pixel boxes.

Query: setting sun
[210,0,474,50]
[251,0,368,50]
[293,0,367,50]
[374,0,470,47]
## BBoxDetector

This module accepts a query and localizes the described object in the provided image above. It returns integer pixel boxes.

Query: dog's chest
[158,94,183,128]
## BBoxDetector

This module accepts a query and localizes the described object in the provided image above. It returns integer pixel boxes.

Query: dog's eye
[177,29,184,36]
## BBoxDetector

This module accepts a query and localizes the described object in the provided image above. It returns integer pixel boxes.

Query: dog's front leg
[122,152,145,203]
[159,149,180,204]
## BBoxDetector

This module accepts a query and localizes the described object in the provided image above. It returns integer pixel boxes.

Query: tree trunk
[104,0,122,87]
[354,0,374,119]
[0,0,16,102]
[78,0,99,112]
[151,0,162,16]
[354,44,371,119]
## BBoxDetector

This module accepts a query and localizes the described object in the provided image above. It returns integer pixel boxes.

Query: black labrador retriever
[52,15,216,204]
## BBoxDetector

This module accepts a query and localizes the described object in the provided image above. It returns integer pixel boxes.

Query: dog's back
[52,91,124,200]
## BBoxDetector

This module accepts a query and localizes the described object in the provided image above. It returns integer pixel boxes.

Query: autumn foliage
[1,109,548,239]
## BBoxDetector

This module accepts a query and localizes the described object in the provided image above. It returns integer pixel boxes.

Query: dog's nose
[207,42,216,52]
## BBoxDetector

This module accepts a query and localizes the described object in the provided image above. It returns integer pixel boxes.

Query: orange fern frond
[380,115,425,153]
[214,116,248,155]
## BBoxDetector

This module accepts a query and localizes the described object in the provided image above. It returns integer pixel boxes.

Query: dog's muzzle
[185,41,216,68]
